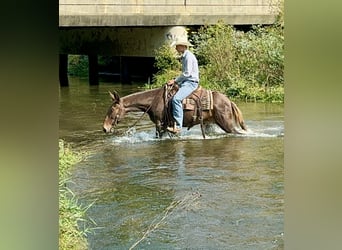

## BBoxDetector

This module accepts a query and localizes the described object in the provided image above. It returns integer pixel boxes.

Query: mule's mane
[123,87,161,100]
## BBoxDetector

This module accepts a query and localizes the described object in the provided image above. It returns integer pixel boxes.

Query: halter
[109,85,173,136]
[111,99,154,134]
[111,102,124,127]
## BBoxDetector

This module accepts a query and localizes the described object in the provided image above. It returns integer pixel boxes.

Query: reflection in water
[60,77,284,249]
[70,137,283,249]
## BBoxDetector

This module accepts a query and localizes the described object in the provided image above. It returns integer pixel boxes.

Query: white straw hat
[170,37,193,47]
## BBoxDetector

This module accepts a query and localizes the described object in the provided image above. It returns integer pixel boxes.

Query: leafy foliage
[68,55,89,77]
[153,44,181,72]
[149,16,284,102]
[192,22,235,85]
[144,44,182,88]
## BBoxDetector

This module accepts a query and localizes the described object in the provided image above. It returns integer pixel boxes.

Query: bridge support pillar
[120,56,131,84]
[59,54,69,86]
[88,54,99,85]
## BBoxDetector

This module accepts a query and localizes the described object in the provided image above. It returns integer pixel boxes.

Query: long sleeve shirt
[175,50,199,84]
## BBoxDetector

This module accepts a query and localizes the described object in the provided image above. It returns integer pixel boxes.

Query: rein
[124,84,170,136]
[128,104,152,128]
[123,95,156,134]
[119,84,206,137]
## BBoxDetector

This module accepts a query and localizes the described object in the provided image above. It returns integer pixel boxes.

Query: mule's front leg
[155,121,163,138]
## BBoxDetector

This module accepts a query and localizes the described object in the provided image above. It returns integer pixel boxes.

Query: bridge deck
[59,0,279,26]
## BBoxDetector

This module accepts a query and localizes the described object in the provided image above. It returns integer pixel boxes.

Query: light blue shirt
[175,50,199,84]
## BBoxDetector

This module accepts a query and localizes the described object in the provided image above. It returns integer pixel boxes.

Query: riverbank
[59,140,92,250]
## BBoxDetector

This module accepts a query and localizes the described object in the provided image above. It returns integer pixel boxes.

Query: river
[59,76,284,249]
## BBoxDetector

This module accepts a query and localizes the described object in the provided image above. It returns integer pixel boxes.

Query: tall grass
[59,140,94,250]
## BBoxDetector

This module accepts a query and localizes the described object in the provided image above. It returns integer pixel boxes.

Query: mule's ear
[109,90,120,103]
[113,91,120,102]
[109,91,115,101]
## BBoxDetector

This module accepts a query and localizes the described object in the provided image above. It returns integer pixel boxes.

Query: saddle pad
[182,89,213,111]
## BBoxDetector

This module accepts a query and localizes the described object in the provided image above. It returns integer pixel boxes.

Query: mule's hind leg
[214,106,241,134]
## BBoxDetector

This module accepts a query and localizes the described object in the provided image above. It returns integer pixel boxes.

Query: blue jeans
[172,80,198,128]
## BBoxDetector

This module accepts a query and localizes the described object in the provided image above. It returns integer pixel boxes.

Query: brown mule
[103,84,247,138]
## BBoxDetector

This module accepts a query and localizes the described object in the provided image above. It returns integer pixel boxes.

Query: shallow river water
[59,77,284,250]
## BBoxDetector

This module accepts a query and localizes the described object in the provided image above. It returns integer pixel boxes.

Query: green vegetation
[149,20,284,102]
[149,3,284,102]
[59,140,94,250]
[67,55,119,78]
[68,55,89,77]
[67,2,284,103]
[144,44,182,88]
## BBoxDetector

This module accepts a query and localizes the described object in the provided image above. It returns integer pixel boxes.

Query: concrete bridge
[59,0,280,85]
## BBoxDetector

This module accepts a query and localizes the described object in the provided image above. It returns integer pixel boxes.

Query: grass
[59,139,94,250]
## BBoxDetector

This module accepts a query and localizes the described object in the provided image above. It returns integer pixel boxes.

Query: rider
[167,37,199,134]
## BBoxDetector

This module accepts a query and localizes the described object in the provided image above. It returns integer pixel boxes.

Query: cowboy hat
[170,37,193,47]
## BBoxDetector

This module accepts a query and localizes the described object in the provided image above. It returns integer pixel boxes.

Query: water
[59,77,284,249]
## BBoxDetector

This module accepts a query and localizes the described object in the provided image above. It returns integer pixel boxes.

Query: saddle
[163,84,214,133]
[182,86,213,114]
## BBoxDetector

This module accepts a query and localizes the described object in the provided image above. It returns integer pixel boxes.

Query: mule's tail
[231,101,247,131]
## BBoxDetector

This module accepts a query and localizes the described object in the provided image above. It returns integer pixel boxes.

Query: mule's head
[103,91,125,133]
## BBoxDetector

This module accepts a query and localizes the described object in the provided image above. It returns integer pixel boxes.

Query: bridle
[109,101,153,134]
[106,87,163,134]
[110,102,124,128]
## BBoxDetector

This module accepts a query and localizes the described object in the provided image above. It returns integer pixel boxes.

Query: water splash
[244,120,284,138]
[107,120,284,145]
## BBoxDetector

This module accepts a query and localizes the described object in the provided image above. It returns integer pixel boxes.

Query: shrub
[149,18,284,102]
[145,44,182,88]
[153,44,181,72]
[232,25,284,88]
[192,22,235,86]
[68,55,89,77]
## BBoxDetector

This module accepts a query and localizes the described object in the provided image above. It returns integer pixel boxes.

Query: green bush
[232,25,284,88]
[68,55,89,77]
[190,20,284,102]
[192,22,235,85]
[149,13,284,102]
[153,44,181,72]
[145,44,182,89]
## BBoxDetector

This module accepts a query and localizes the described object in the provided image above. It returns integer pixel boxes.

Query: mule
[102,84,247,138]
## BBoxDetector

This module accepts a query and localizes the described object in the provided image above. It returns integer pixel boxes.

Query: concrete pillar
[59,54,69,86]
[88,54,99,85]
[120,56,131,84]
